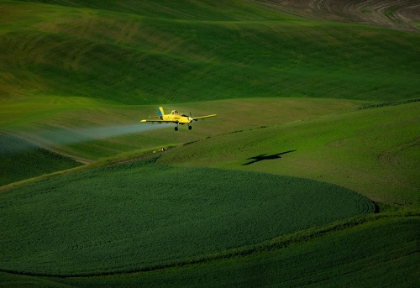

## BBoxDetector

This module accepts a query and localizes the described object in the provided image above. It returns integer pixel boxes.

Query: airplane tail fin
[158,107,164,119]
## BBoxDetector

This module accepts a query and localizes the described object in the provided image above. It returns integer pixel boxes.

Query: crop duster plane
[140,107,217,131]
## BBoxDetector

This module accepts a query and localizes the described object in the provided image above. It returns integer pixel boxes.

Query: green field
[55,217,420,288]
[1,0,419,287]
[161,101,420,207]
[2,0,420,104]
[0,158,375,276]
[0,133,81,186]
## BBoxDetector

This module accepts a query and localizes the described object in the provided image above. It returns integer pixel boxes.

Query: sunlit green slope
[2,0,420,104]
[0,96,367,162]
[161,102,420,208]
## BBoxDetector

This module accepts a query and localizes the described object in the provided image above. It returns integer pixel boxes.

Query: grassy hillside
[0,96,367,162]
[16,0,293,19]
[0,158,374,276]
[2,0,420,104]
[161,102,420,208]
[54,216,420,288]
[1,0,419,287]
[2,215,419,287]
[0,133,81,186]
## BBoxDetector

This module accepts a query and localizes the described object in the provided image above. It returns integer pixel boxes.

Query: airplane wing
[192,114,217,121]
[140,119,178,123]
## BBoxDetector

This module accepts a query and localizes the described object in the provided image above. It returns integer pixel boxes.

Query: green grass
[16,0,295,20]
[2,0,420,104]
[0,272,73,288]
[55,216,420,288]
[0,157,374,276]
[2,215,418,287]
[0,133,81,186]
[161,102,420,208]
[0,96,366,161]
[1,0,420,286]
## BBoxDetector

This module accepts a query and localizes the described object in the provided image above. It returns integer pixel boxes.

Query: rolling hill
[1,0,420,104]
[1,0,419,287]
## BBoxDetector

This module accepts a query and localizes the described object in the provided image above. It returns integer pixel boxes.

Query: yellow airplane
[140,107,217,131]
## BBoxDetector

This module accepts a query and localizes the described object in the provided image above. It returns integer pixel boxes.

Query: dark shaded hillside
[0,133,81,186]
[17,0,287,20]
[0,158,374,276]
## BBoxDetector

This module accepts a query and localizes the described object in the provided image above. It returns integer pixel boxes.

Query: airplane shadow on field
[243,150,296,165]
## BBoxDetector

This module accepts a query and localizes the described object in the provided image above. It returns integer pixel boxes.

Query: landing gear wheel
[188,126,192,130]
[174,126,178,131]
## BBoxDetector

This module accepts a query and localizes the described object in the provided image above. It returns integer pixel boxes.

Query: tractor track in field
[377,137,420,169]
[258,0,420,33]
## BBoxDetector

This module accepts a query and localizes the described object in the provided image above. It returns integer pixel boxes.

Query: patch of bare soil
[258,0,420,33]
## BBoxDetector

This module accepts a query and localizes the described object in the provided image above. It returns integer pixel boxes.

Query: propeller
[190,111,198,122]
